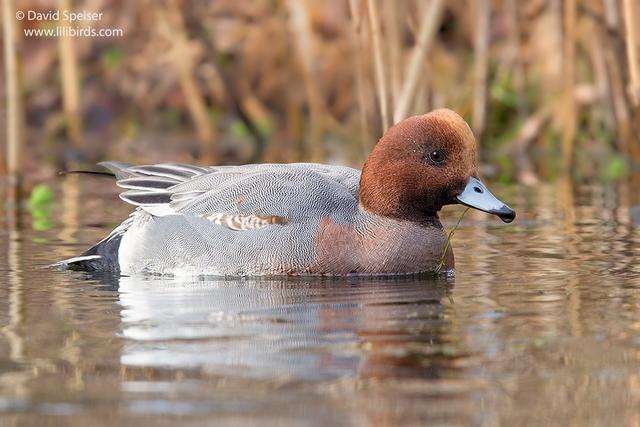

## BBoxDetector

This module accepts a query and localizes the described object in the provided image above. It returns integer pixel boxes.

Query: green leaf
[256,119,273,137]
[601,155,627,181]
[28,184,55,231]
[28,184,54,209]
[31,217,53,232]
[102,48,124,69]
[230,119,249,138]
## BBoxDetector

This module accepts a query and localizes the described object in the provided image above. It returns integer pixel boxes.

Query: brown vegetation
[2,0,640,186]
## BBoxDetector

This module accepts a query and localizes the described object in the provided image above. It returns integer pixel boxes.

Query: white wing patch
[204,212,288,231]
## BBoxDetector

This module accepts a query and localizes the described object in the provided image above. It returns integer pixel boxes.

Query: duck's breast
[311,212,452,275]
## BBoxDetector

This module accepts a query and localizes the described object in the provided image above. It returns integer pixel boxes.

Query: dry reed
[622,0,640,106]
[157,0,217,163]
[393,0,443,123]
[561,0,576,169]
[366,0,389,132]
[3,0,23,203]
[287,0,325,162]
[472,0,490,141]
[58,0,83,149]
[2,1,640,183]
[348,0,371,158]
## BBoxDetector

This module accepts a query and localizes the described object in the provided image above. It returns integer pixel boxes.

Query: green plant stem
[435,207,470,273]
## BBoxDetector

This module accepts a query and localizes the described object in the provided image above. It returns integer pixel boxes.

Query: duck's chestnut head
[359,109,515,223]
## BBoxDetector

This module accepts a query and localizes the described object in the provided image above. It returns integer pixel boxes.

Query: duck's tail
[51,231,124,272]
[51,226,126,272]
[52,162,134,272]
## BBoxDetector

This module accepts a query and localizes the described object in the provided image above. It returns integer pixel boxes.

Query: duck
[56,109,515,277]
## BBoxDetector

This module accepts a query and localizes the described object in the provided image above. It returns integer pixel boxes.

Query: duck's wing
[99,161,209,216]
[100,161,361,228]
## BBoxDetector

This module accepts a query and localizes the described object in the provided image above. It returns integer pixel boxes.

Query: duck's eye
[428,150,446,165]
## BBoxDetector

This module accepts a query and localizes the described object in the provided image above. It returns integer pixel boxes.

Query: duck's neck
[356,203,443,231]
[358,160,442,225]
[352,206,453,273]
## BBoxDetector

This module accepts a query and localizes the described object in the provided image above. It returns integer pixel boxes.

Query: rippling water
[1,177,640,426]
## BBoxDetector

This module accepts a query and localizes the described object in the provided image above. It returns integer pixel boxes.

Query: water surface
[1,178,639,426]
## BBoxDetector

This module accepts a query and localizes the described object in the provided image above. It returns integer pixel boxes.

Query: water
[1,177,640,426]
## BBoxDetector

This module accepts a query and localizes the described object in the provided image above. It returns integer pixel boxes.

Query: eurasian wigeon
[57,109,515,276]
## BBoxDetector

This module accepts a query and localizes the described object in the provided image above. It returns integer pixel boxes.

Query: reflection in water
[3,209,27,402]
[116,276,453,382]
[0,181,639,425]
[6,218,23,362]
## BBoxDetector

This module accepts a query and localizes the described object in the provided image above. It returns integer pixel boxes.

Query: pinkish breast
[311,215,454,275]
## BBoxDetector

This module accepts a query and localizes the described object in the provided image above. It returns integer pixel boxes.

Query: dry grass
[2,0,640,184]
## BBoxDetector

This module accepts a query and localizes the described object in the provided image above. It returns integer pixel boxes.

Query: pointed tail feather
[50,254,104,271]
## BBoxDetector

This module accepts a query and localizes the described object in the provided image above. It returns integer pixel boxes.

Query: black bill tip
[495,205,516,223]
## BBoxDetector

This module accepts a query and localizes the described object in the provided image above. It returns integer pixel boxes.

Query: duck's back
[73,162,364,276]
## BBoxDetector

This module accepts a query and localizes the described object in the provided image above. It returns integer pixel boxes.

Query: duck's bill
[456,177,516,223]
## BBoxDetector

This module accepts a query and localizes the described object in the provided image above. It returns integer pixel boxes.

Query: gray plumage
[56,162,369,276]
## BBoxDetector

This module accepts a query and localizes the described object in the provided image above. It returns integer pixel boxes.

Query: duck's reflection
[113,274,455,381]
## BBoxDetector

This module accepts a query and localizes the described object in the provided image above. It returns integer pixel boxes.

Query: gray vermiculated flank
[94,162,364,276]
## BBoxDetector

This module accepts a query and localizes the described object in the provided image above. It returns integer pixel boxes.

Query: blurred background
[2,0,640,193]
[4,3,640,424]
